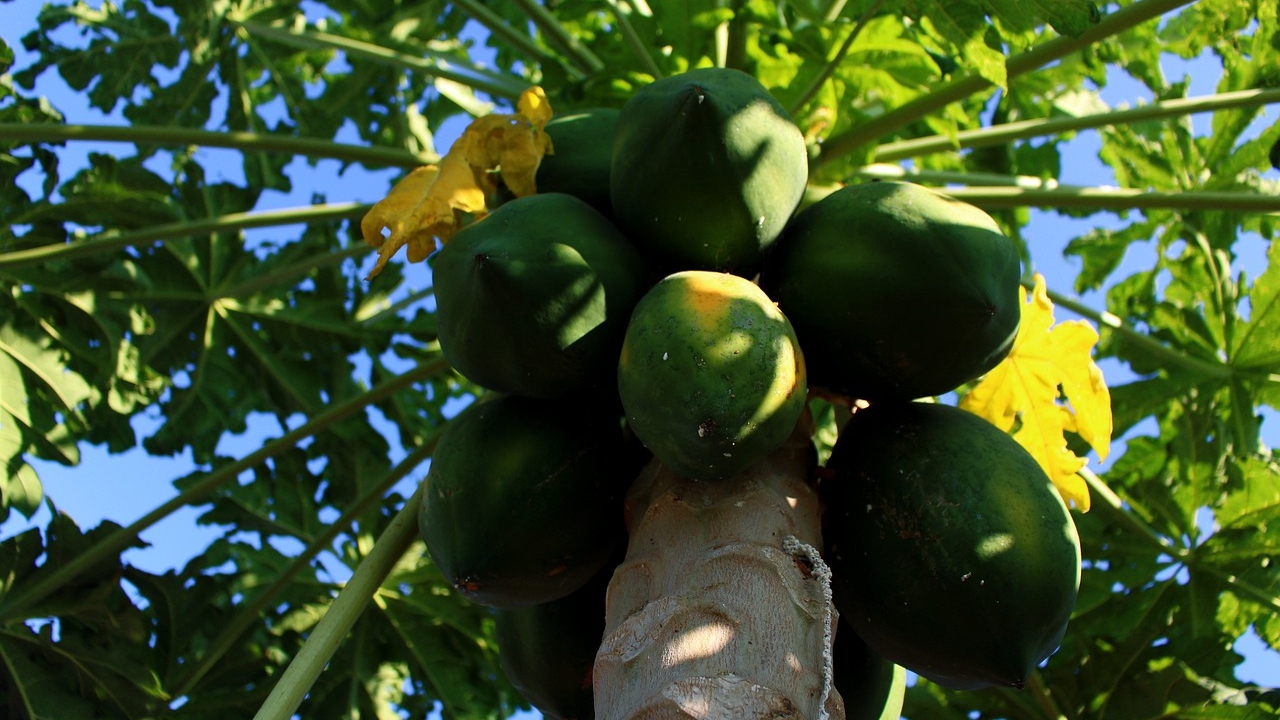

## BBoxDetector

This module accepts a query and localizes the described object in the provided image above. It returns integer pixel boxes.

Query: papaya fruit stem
[714,18,730,68]
[1026,670,1069,720]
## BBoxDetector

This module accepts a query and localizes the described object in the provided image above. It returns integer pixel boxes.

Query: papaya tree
[2,1,1279,719]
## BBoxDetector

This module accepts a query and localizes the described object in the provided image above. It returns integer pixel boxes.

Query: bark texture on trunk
[594,435,845,720]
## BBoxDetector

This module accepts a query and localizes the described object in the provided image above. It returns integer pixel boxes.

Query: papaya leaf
[1205,117,1280,185]
[981,0,1100,37]
[184,445,327,543]
[1,512,144,620]
[1106,374,1195,440]
[913,0,1008,89]
[0,628,102,720]
[1064,218,1159,294]
[0,321,93,415]
[0,346,44,520]
[10,623,169,718]
[375,550,522,719]
[0,466,42,522]
[0,512,164,717]
[959,273,1112,510]
[1231,241,1280,371]
[1216,456,1280,531]
[32,153,182,232]
[15,1,181,116]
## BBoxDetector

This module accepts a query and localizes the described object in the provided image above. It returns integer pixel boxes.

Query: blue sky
[2,2,1278,716]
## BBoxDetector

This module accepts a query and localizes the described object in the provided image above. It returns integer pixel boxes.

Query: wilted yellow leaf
[959,274,1112,511]
[361,86,554,279]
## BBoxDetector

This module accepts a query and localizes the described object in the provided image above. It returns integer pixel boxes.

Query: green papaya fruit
[617,271,807,480]
[494,560,614,720]
[833,618,906,720]
[760,181,1021,401]
[822,401,1081,690]
[537,108,619,216]
[419,394,629,608]
[431,193,649,399]
[610,67,808,275]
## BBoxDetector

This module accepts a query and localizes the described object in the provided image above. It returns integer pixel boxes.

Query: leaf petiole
[0,123,430,168]
[169,437,439,696]
[0,203,370,270]
[251,481,424,720]
[0,358,450,622]
[815,0,1200,170]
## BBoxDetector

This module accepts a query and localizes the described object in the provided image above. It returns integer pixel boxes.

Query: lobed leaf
[1231,241,1280,370]
[960,274,1112,510]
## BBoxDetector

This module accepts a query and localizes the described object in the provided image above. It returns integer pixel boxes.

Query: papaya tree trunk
[594,432,845,720]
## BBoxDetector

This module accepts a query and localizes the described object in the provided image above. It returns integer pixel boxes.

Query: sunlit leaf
[985,0,1100,37]
[960,274,1112,510]
[1231,241,1280,370]
[915,1,1008,89]
[361,86,554,279]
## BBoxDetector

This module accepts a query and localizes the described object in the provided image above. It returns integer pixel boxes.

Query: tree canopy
[1,1,1278,719]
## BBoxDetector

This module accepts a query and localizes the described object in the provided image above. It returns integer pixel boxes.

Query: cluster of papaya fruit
[417,67,1082,718]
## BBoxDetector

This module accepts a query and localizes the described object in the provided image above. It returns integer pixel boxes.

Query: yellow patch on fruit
[361,87,554,279]
[677,271,771,334]
[667,275,800,426]
[959,274,1112,511]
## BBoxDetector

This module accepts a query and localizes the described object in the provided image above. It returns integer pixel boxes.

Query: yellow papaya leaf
[959,274,1113,511]
[361,86,554,279]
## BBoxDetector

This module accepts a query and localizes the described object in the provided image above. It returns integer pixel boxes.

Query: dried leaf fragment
[361,86,554,279]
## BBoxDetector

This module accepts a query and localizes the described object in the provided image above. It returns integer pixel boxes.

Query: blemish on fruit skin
[697,419,716,438]
[546,565,568,577]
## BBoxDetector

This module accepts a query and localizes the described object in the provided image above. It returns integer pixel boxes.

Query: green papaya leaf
[1231,242,1280,370]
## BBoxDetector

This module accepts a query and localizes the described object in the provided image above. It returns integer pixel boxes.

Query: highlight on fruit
[617,270,808,481]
